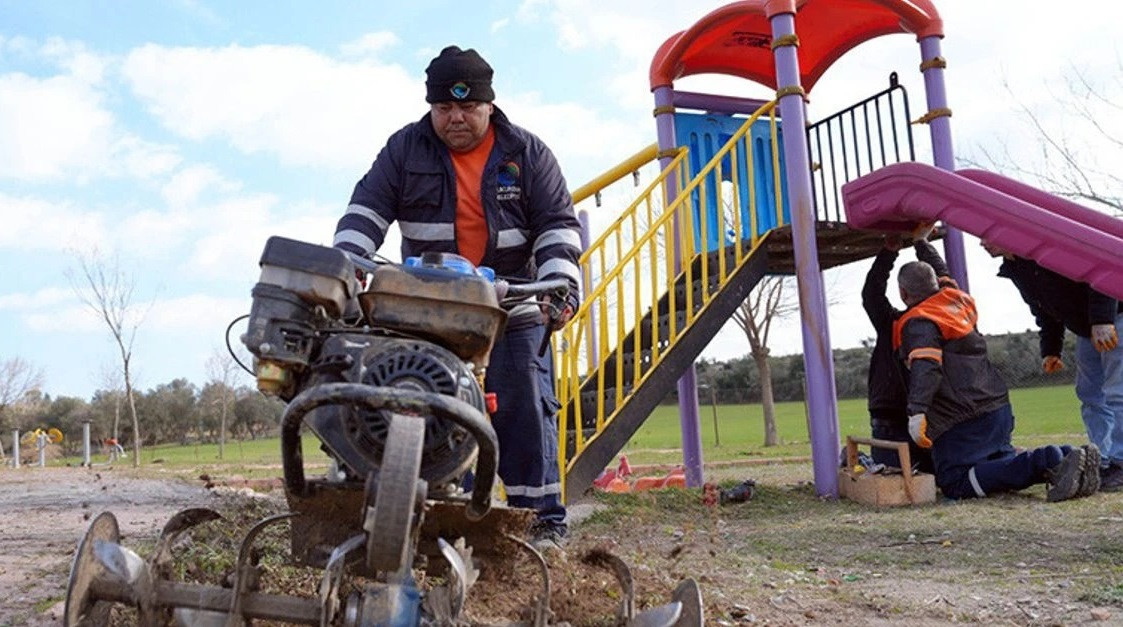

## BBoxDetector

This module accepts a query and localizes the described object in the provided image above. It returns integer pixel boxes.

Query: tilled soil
[3,463,1122,626]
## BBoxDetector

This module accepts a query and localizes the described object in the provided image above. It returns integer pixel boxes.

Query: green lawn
[60,434,333,478]
[56,385,1083,473]
[620,384,1084,465]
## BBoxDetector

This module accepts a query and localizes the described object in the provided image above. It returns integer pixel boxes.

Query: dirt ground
[2,463,1122,626]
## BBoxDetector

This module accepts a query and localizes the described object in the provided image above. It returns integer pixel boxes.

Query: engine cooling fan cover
[303,336,484,486]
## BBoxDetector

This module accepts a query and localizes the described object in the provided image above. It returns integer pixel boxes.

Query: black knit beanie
[425,45,495,103]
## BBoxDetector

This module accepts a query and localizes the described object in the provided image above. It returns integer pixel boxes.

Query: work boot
[1045,448,1085,502]
[1101,462,1123,492]
[1077,444,1102,497]
[529,522,567,554]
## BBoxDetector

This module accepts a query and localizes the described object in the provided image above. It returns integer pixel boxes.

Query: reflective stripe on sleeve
[537,258,580,284]
[399,221,454,241]
[534,228,582,252]
[333,229,377,255]
[907,347,943,367]
[497,228,529,248]
[345,203,390,233]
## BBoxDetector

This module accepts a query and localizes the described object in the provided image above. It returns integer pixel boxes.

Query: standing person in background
[893,247,1100,501]
[984,243,1123,491]
[861,235,933,473]
[333,45,582,551]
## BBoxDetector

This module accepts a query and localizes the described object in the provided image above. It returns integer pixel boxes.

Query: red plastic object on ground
[617,454,633,478]
[592,468,618,490]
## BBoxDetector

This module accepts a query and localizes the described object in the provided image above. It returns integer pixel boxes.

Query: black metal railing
[806,73,916,222]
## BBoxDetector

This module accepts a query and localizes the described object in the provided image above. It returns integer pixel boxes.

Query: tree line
[691,328,1074,406]
[0,378,284,460]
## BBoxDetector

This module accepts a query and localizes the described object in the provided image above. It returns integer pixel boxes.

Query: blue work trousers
[931,403,1068,499]
[485,323,566,531]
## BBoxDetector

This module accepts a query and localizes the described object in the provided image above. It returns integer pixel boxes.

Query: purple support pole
[919,36,969,291]
[653,85,705,488]
[577,209,598,363]
[770,12,840,498]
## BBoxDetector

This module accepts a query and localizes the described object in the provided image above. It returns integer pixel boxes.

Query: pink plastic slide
[841,162,1123,301]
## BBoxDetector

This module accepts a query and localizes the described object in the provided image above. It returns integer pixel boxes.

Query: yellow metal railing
[556,101,786,494]
[571,143,658,205]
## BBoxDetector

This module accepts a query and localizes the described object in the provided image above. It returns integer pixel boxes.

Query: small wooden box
[838,436,936,506]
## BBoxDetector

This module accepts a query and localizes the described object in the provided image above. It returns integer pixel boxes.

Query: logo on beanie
[450,82,470,99]
[497,161,522,201]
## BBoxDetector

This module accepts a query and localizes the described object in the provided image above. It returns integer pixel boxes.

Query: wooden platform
[764,222,946,273]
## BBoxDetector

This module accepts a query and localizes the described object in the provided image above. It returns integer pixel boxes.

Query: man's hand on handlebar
[541,294,574,331]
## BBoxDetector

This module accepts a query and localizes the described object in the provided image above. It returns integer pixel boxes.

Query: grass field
[57,384,1084,474]
[621,384,1085,465]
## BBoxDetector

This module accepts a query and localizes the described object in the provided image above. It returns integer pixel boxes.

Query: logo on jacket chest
[497,160,521,201]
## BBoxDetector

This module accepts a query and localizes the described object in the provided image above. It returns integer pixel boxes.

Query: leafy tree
[139,378,198,445]
[232,388,284,440]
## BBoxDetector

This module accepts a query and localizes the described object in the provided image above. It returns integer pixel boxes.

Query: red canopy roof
[650,0,942,93]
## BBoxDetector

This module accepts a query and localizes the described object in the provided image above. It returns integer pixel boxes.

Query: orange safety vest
[892,287,979,356]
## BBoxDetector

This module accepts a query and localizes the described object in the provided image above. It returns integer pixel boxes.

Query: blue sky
[2,1,1119,399]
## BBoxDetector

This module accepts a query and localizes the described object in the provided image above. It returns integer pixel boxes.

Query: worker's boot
[1045,447,1086,502]
[1077,444,1102,497]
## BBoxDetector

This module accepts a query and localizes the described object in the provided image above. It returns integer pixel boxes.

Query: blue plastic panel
[673,112,791,252]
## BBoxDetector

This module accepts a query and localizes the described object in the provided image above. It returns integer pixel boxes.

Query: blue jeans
[931,403,1069,499]
[1075,313,1123,466]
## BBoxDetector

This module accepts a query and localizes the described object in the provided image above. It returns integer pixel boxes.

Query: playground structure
[553,0,1123,502]
[3,424,128,469]
[3,427,64,468]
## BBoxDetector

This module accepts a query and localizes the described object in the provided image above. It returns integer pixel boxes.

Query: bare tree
[730,274,843,447]
[68,250,149,468]
[97,363,124,442]
[205,346,245,460]
[730,277,798,446]
[0,358,45,462]
[968,65,1123,216]
[0,357,45,430]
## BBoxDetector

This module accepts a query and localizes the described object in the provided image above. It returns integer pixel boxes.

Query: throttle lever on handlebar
[536,285,571,358]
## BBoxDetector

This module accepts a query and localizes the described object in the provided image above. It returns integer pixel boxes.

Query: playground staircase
[560,238,772,499]
[558,87,913,501]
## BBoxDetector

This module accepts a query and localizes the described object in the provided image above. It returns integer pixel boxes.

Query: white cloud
[24,304,104,333]
[181,194,340,281]
[160,164,240,208]
[110,135,182,180]
[339,32,399,59]
[121,43,422,171]
[39,37,109,85]
[0,72,115,181]
[0,287,74,310]
[490,18,510,34]
[147,294,248,331]
[0,38,181,184]
[0,193,108,251]
[501,93,649,185]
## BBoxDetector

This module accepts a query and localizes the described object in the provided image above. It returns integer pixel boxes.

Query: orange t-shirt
[450,128,495,265]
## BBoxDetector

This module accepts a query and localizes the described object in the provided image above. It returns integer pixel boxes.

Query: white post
[11,430,19,469]
[37,432,48,467]
[82,421,92,467]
